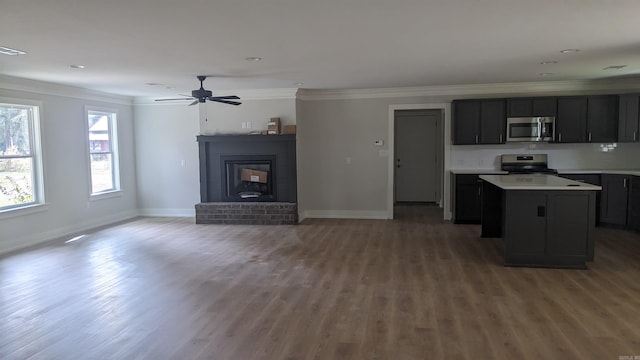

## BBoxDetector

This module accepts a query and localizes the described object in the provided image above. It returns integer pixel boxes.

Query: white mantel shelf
[479,174,602,191]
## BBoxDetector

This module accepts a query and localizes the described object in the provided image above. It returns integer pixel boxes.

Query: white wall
[0,77,137,254]
[201,98,296,134]
[134,103,200,216]
[132,95,297,217]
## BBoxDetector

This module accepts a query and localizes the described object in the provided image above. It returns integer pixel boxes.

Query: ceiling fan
[155,75,241,106]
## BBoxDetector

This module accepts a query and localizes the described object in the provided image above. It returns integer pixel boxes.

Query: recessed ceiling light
[0,46,27,56]
[603,65,627,70]
[560,49,580,54]
[145,82,164,86]
[245,56,262,61]
[294,82,304,86]
[539,72,554,76]
[540,60,558,65]
[70,64,85,69]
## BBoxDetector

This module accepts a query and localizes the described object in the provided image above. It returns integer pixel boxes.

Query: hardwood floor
[1,205,640,359]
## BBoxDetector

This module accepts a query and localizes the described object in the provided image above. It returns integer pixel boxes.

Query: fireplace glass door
[222,156,276,201]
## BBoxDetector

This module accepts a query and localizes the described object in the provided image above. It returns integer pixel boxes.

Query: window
[0,101,43,211]
[87,108,119,195]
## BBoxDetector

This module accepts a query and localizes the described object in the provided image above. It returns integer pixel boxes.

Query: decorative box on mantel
[196,134,297,225]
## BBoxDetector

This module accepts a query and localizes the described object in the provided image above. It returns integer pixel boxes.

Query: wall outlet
[246,121,252,129]
[346,157,352,165]
[241,122,247,129]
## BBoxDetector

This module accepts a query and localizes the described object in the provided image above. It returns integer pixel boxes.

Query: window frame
[85,106,121,198]
[0,97,46,214]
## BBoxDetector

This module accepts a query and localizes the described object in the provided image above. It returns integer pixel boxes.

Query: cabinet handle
[499,134,503,143]
[588,132,592,142]
[634,131,637,141]
[478,187,481,196]
[558,133,562,142]
[624,178,628,188]
[475,134,479,144]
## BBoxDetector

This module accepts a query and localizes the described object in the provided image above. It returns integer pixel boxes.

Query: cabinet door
[453,174,481,223]
[618,94,639,143]
[587,95,618,142]
[600,174,629,225]
[452,100,480,145]
[504,191,547,256]
[532,97,557,117]
[507,98,532,117]
[547,193,590,258]
[480,99,506,144]
[556,97,587,143]
[628,176,640,231]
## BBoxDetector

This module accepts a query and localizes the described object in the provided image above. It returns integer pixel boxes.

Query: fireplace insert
[221,155,276,201]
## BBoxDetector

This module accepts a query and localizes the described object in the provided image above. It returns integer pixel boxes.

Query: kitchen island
[479,174,601,269]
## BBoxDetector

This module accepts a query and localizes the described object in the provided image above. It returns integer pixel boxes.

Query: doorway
[393,109,443,207]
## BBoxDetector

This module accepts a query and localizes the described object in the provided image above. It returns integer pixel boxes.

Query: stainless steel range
[500,154,558,175]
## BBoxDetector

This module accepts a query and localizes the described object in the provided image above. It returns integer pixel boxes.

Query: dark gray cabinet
[556,96,618,143]
[483,187,596,268]
[628,176,640,231]
[452,100,480,145]
[600,174,630,226]
[451,174,482,223]
[618,94,639,142]
[587,95,618,142]
[507,97,557,117]
[556,96,588,143]
[480,100,506,144]
[558,173,601,225]
[452,99,505,145]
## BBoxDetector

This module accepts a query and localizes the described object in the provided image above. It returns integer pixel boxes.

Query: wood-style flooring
[1,205,640,359]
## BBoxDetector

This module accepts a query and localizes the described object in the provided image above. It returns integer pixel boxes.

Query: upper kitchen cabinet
[507,97,557,117]
[556,96,588,143]
[480,100,506,144]
[587,95,618,143]
[452,99,505,145]
[452,100,480,145]
[618,94,639,143]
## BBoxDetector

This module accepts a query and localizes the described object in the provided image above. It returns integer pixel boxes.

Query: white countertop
[450,169,508,174]
[479,174,602,191]
[557,169,640,176]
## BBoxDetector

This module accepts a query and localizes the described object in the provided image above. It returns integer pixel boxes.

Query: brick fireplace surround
[195,134,297,225]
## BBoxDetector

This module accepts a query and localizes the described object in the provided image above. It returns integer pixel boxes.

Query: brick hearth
[195,202,298,225]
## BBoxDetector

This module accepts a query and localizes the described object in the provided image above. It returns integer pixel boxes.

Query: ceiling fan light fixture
[539,72,554,76]
[70,64,86,69]
[245,56,263,61]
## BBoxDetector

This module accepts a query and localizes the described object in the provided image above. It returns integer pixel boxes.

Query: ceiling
[2,0,640,98]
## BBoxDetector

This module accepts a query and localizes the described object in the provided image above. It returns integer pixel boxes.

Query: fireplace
[195,134,297,224]
[221,155,276,202]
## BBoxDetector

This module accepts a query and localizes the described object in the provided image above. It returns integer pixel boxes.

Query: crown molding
[133,88,299,105]
[297,78,640,101]
[0,75,133,105]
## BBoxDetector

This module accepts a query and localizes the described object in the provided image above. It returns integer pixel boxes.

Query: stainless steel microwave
[506,117,555,142]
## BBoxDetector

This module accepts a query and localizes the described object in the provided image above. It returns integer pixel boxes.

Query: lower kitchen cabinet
[600,174,630,226]
[628,176,640,231]
[558,174,601,225]
[451,174,482,223]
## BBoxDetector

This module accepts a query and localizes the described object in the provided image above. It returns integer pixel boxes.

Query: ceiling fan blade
[210,95,240,100]
[155,97,194,102]
[210,98,241,106]
[189,100,200,106]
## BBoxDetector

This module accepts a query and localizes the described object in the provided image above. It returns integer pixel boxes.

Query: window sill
[89,190,123,201]
[0,203,49,220]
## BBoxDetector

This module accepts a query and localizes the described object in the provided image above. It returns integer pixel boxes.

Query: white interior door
[394,110,441,203]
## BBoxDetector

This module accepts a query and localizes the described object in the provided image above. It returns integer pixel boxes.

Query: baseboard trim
[0,210,139,255]
[138,208,196,217]
[303,210,390,220]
